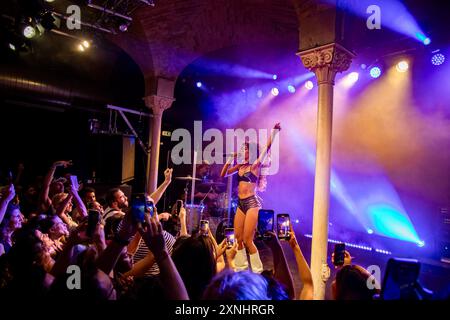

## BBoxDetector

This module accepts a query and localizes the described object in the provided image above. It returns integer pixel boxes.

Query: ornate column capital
[297,43,355,85]
[144,95,175,116]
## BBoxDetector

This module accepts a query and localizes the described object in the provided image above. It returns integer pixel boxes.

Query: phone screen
[200,220,209,236]
[333,243,346,266]
[131,198,147,224]
[224,228,235,248]
[258,209,274,238]
[277,214,291,240]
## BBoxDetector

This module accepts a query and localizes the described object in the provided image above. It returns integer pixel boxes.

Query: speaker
[297,0,355,52]
[88,134,135,184]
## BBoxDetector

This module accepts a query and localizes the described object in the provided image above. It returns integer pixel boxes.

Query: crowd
[0,160,430,301]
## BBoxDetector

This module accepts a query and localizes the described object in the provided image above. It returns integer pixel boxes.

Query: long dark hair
[171,235,217,300]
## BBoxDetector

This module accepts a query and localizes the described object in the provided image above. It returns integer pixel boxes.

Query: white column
[144,95,174,194]
[298,43,354,300]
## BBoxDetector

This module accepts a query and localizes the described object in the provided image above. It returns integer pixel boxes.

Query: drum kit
[174,174,236,239]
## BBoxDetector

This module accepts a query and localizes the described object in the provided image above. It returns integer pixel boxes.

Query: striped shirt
[132,231,176,276]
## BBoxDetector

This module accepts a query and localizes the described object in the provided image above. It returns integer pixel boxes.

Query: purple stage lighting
[305,81,314,90]
[272,74,278,80]
[271,87,279,96]
[370,66,382,78]
[196,82,202,88]
[416,33,431,45]
[320,0,428,44]
[287,85,296,93]
[431,53,445,66]
[396,61,409,73]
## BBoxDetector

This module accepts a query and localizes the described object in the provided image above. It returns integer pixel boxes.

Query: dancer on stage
[220,122,281,273]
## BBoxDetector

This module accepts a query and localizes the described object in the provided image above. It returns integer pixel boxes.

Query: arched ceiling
[113,0,299,93]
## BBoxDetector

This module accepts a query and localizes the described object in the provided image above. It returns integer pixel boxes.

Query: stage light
[23,25,36,39]
[8,43,16,51]
[396,61,409,72]
[431,53,445,66]
[272,74,278,80]
[82,40,90,48]
[367,228,374,234]
[271,87,279,96]
[370,67,382,79]
[241,89,246,93]
[305,80,314,90]
[119,23,130,32]
[304,234,392,255]
[360,64,367,70]
[256,89,263,98]
[196,82,202,88]
[287,85,296,93]
[417,240,425,247]
[416,33,431,46]
[77,44,85,52]
[295,219,299,224]
[348,72,359,82]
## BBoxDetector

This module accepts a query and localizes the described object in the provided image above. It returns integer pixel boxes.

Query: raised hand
[331,250,353,269]
[273,122,281,131]
[53,160,73,168]
[164,168,173,183]
[225,242,238,261]
[158,212,171,221]
[4,184,16,202]
[288,224,299,249]
[138,212,167,260]
[216,239,227,258]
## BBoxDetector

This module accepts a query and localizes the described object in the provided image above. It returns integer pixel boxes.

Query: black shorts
[238,195,262,214]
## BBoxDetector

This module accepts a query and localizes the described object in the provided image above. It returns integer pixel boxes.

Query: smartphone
[174,200,183,217]
[277,213,291,240]
[131,197,147,224]
[381,258,421,300]
[333,243,346,267]
[200,220,209,236]
[224,228,235,248]
[86,210,101,237]
[257,209,274,239]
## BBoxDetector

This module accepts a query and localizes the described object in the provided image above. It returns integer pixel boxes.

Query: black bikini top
[237,169,258,183]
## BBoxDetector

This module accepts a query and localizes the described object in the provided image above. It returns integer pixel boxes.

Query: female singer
[220,122,281,273]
